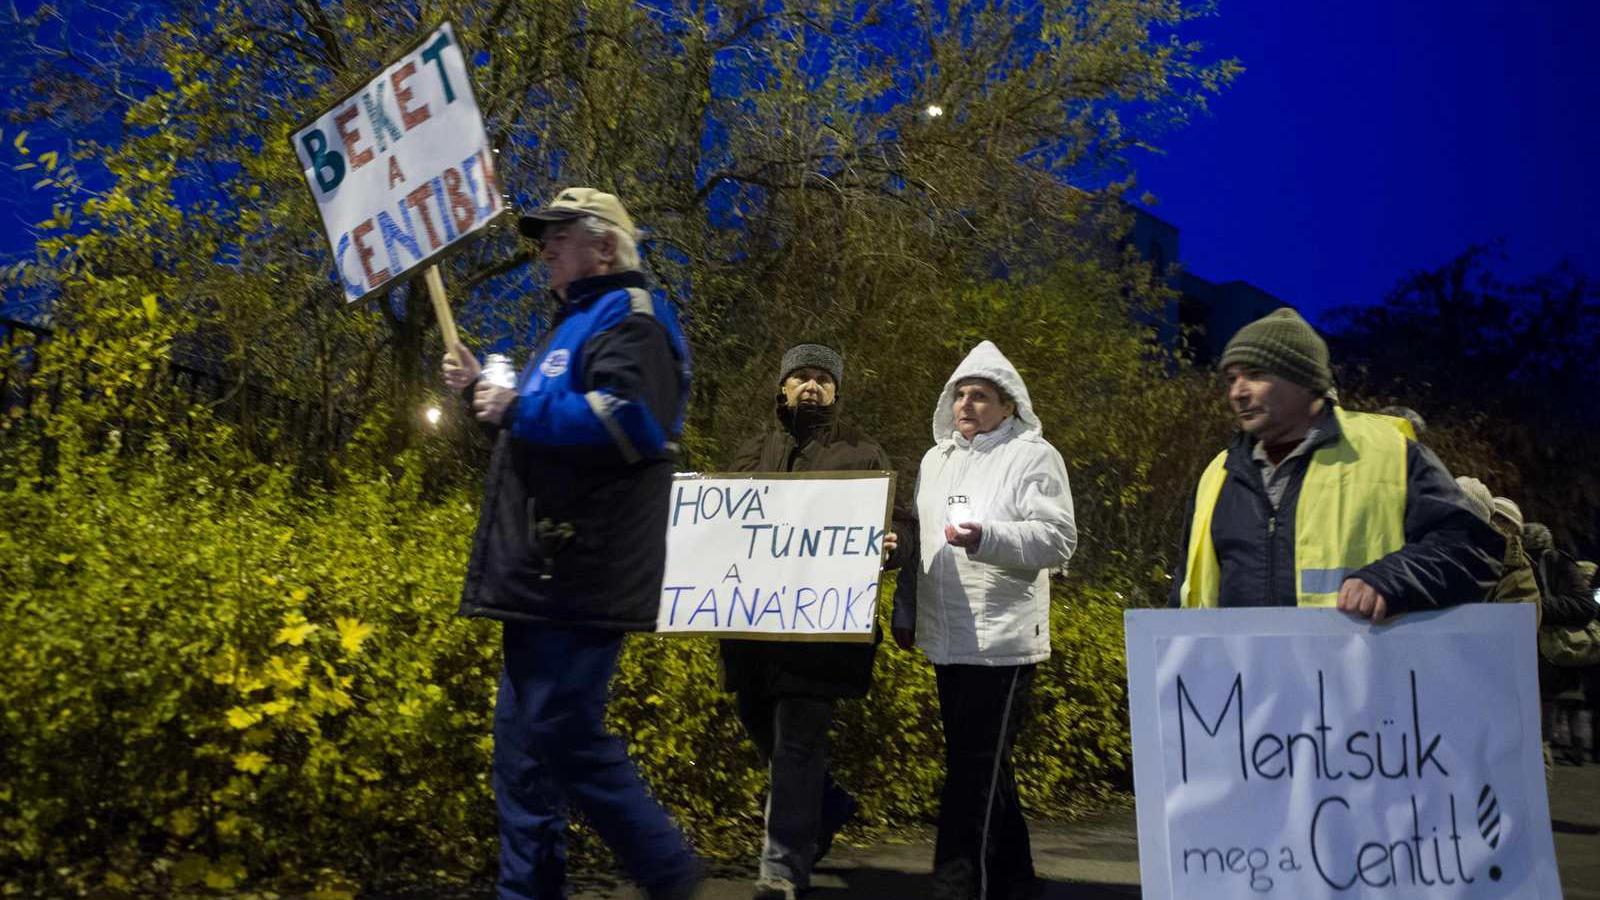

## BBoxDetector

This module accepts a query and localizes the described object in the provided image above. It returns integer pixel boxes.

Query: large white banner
[1125,605,1560,899]
[291,22,504,302]
[657,473,894,640]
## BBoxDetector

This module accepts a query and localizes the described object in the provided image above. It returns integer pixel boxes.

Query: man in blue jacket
[1170,308,1502,616]
[443,188,700,900]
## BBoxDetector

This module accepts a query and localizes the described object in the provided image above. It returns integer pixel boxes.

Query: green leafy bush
[1,430,496,895]
[1,431,1132,895]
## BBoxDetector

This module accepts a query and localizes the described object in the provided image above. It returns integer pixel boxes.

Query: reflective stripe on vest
[1180,408,1408,607]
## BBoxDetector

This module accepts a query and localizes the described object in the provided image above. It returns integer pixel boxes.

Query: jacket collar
[550,270,650,317]
[1225,406,1341,481]
[777,400,838,448]
[951,415,1018,451]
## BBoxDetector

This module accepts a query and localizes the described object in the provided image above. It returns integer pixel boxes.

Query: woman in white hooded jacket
[892,340,1076,900]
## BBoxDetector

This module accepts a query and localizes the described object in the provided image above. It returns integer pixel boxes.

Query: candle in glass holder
[946,496,973,529]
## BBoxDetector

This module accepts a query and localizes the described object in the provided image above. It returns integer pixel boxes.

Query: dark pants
[735,692,857,886]
[934,663,1037,900]
[1585,666,1600,762]
[493,623,696,900]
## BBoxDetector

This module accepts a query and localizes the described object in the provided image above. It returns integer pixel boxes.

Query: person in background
[442,188,702,900]
[1455,478,1539,605]
[1583,561,1600,764]
[1575,561,1600,766]
[1525,522,1600,766]
[721,343,908,900]
[1377,404,1427,440]
[893,340,1077,900]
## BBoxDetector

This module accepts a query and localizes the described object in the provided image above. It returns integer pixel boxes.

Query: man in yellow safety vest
[1171,308,1502,620]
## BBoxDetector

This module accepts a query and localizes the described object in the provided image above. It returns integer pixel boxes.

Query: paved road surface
[556,760,1600,898]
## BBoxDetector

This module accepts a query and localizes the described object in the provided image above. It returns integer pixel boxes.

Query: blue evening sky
[4,1,1595,329]
[1132,0,1600,325]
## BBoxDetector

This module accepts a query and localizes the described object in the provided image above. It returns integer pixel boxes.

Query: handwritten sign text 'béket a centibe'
[292,22,502,302]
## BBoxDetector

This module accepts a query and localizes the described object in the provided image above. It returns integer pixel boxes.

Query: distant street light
[424,406,442,427]
[925,104,944,118]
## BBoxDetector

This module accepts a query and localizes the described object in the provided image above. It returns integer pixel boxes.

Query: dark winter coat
[457,270,691,630]
[1526,536,1600,629]
[1167,409,1504,611]
[719,401,905,699]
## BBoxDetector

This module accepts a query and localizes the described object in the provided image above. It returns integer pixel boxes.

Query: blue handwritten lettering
[377,206,422,272]
[731,586,760,626]
[791,587,818,629]
[756,588,786,628]
[815,588,839,629]
[662,585,694,625]
[686,588,720,627]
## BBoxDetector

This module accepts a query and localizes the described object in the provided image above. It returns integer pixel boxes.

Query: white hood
[931,340,1041,443]
[903,339,1076,667]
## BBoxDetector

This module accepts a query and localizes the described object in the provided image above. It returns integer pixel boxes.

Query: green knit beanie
[1219,308,1333,395]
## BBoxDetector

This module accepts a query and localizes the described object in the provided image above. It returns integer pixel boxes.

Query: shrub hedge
[0,436,1130,896]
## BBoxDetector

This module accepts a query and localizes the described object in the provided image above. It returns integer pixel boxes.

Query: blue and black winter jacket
[459,270,691,630]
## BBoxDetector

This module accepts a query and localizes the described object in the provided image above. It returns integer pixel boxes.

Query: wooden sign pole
[423,265,467,365]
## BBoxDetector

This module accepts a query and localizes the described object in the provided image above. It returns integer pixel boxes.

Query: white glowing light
[925,104,944,118]
[424,406,443,426]
[947,498,973,527]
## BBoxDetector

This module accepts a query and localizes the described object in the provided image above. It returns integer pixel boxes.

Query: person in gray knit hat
[1171,307,1503,622]
[778,343,844,393]
[723,342,909,900]
[1219,307,1334,397]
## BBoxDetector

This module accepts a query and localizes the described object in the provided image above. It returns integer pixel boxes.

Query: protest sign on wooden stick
[291,21,503,324]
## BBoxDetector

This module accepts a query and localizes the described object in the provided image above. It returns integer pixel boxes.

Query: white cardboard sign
[1125,605,1560,899]
[657,473,894,640]
[291,22,504,302]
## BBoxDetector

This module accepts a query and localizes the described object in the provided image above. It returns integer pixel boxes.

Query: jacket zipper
[1265,507,1278,604]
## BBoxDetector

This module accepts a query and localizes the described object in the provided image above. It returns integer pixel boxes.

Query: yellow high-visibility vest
[1375,413,1417,441]
[1180,408,1408,607]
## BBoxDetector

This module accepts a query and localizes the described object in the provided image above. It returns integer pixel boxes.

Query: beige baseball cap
[1492,496,1524,531]
[518,187,636,240]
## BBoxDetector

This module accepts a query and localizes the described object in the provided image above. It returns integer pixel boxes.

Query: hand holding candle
[944,497,981,549]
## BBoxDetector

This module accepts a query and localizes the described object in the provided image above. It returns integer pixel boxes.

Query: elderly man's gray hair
[579,215,641,272]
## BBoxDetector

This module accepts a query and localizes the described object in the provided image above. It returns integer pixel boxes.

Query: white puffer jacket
[907,341,1077,666]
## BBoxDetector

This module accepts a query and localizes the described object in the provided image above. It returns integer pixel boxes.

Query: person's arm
[507,314,678,462]
[965,445,1077,572]
[1539,552,1600,627]
[728,431,769,473]
[864,444,914,572]
[883,500,916,572]
[890,539,919,639]
[1487,548,1542,605]
[890,471,921,649]
[1348,442,1504,614]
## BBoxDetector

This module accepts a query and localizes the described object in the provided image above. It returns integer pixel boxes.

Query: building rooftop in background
[1126,206,1288,364]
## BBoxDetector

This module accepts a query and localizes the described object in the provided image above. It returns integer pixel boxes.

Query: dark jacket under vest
[1167,409,1503,611]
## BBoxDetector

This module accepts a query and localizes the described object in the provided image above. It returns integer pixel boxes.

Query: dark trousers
[933,663,1037,900]
[493,623,696,900]
[735,692,857,886]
